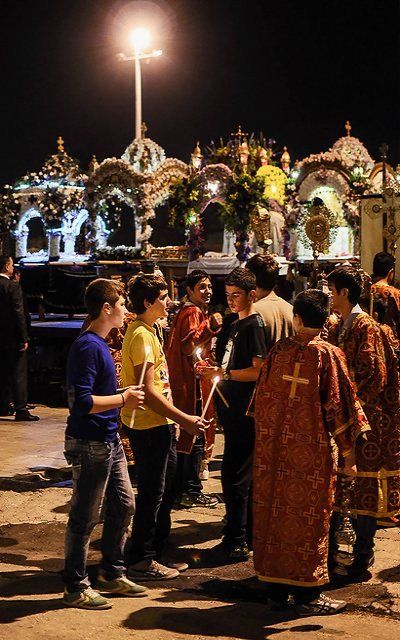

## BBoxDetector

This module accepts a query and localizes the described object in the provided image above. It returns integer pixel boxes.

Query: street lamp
[117,28,162,140]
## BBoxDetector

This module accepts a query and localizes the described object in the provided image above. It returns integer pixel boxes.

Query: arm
[179,307,220,357]
[137,362,203,434]
[198,357,264,382]
[10,282,28,345]
[90,386,144,413]
[354,320,386,401]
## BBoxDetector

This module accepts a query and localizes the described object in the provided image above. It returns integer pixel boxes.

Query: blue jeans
[63,435,135,593]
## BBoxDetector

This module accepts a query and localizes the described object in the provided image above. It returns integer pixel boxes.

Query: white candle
[201,375,220,420]
[129,344,151,429]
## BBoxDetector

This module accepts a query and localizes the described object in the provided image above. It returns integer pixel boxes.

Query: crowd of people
[2,250,399,617]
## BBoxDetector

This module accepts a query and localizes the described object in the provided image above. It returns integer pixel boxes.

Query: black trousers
[174,432,205,497]
[127,424,177,564]
[219,409,255,547]
[0,348,28,412]
[267,582,321,605]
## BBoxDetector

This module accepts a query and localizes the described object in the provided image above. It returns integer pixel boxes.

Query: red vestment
[167,303,217,455]
[253,335,368,587]
[371,281,400,340]
[328,312,400,517]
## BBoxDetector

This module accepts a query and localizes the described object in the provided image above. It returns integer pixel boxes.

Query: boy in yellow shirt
[122,274,206,581]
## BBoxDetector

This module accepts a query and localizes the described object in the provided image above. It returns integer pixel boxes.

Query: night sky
[2,0,399,186]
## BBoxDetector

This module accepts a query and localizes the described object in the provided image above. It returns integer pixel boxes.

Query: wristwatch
[223,370,231,381]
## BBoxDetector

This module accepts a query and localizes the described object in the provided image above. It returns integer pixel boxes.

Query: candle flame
[195,348,202,359]
[145,345,151,356]
[213,376,220,383]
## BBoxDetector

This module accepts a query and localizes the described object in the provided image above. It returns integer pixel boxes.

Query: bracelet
[120,393,125,408]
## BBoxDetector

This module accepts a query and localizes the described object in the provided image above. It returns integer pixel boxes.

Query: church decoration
[85,129,188,253]
[300,198,337,272]
[0,137,108,260]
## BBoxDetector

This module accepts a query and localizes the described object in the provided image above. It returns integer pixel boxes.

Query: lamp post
[117,28,162,140]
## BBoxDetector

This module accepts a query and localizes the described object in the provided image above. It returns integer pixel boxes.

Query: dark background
[1,0,399,186]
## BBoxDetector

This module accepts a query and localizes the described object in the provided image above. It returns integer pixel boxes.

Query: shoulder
[70,332,103,359]
[353,313,380,333]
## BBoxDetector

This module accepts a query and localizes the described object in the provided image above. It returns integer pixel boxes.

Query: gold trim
[256,573,328,587]
[332,419,352,439]
[356,468,400,479]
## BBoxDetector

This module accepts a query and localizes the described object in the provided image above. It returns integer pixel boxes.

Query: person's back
[254,292,293,348]
[246,253,293,350]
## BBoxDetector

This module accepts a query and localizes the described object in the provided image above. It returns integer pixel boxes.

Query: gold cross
[57,135,65,153]
[282,362,309,399]
[345,120,352,137]
[141,122,148,138]
[364,186,400,255]
[230,124,247,142]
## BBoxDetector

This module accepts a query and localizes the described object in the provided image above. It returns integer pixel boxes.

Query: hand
[123,385,145,411]
[197,365,222,380]
[341,461,357,479]
[210,312,223,331]
[19,342,28,352]
[181,415,209,436]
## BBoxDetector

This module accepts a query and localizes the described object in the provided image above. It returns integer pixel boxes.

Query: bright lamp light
[130,27,151,52]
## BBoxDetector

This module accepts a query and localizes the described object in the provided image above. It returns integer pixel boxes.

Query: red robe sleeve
[320,345,370,458]
[352,317,386,404]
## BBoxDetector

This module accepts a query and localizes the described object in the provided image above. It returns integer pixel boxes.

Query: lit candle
[129,344,151,429]
[201,375,220,420]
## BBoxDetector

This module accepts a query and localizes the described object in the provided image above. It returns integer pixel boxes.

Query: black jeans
[267,583,321,605]
[127,424,177,564]
[0,348,28,412]
[175,432,205,497]
[219,409,255,547]
[63,435,134,593]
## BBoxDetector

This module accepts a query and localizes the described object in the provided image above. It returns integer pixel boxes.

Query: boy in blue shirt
[63,278,146,610]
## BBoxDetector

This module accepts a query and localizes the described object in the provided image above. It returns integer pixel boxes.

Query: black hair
[85,278,125,319]
[128,274,168,314]
[373,251,395,278]
[246,253,279,291]
[0,255,12,272]
[186,269,210,291]
[225,267,256,293]
[327,266,364,304]
[293,289,330,328]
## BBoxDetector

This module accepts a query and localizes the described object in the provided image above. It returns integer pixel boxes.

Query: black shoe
[0,405,14,417]
[208,541,250,565]
[180,492,219,508]
[15,410,40,422]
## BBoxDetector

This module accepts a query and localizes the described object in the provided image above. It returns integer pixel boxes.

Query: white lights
[207,180,219,195]
[130,27,151,53]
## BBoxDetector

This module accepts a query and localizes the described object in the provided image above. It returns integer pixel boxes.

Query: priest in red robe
[327,266,400,577]
[371,251,400,339]
[253,289,369,616]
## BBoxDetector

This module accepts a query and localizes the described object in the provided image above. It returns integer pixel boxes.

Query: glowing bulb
[207,180,219,195]
[130,27,151,53]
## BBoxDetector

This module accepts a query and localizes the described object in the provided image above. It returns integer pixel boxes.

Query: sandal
[295,593,347,616]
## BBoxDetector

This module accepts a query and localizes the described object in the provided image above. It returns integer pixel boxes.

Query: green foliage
[219,173,267,231]
[168,175,200,228]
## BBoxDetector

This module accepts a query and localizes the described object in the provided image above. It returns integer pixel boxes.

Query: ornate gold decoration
[281,146,291,173]
[249,206,272,251]
[303,200,333,272]
[345,120,352,137]
[57,136,65,153]
[363,186,400,254]
[141,122,148,138]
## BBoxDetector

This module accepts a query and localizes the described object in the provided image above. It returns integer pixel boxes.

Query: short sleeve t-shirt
[121,319,173,430]
[219,313,267,414]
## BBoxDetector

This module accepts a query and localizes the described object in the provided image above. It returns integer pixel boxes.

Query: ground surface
[0,407,399,640]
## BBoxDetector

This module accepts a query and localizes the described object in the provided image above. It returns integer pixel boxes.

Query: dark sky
[2,0,399,185]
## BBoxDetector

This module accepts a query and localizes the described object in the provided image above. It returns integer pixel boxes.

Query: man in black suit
[0,255,39,421]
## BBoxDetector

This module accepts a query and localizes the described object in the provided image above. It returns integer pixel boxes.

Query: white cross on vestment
[282,362,310,400]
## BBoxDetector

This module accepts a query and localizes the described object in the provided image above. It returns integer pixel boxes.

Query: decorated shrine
[0,137,110,261]
[1,122,400,280]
